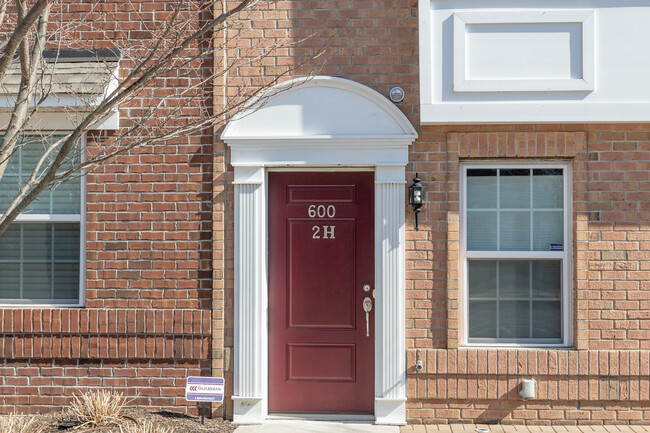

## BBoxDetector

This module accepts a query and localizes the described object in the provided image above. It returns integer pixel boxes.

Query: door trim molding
[223,76,417,425]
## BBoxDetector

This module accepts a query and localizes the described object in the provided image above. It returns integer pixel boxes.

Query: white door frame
[222,76,417,425]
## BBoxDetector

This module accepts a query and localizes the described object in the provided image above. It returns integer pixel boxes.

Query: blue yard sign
[185,377,224,402]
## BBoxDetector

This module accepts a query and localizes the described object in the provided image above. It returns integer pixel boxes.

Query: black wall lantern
[408,173,425,230]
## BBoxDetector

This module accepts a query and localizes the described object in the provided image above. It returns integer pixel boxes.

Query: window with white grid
[0,135,83,304]
[462,163,571,345]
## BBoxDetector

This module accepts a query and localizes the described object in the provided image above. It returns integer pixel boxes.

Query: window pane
[468,260,497,298]
[468,260,564,341]
[52,179,81,214]
[0,225,20,260]
[499,261,530,298]
[500,211,530,250]
[22,223,52,261]
[24,195,51,214]
[499,300,530,339]
[532,301,561,339]
[532,261,561,298]
[20,137,57,176]
[53,262,79,299]
[23,262,51,299]
[0,263,19,298]
[533,211,563,251]
[467,169,497,209]
[1,135,80,216]
[500,169,530,208]
[20,138,56,215]
[469,300,497,338]
[0,173,20,214]
[467,211,497,250]
[533,169,563,209]
[54,223,80,261]
[0,222,79,302]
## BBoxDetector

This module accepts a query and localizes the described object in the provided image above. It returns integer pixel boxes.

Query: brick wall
[404,124,650,424]
[0,0,215,416]
[0,358,209,415]
[406,349,650,424]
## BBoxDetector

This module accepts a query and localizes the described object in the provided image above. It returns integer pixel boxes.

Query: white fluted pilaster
[374,165,407,425]
[232,166,267,424]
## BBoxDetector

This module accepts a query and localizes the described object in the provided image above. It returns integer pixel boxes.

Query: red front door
[268,172,374,413]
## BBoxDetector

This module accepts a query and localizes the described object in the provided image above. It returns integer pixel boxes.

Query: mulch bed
[30,408,236,433]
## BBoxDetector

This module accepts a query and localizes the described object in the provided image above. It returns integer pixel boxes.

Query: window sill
[0,302,84,308]
[460,343,573,349]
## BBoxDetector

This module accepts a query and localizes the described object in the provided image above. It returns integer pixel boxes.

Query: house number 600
[308,204,336,218]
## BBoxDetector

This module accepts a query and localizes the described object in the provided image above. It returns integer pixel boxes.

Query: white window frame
[459,161,572,348]
[0,133,86,307]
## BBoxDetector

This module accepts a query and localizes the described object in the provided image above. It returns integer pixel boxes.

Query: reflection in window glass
[467,169,497,209]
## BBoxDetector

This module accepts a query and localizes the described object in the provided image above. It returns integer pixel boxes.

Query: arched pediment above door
[221,76,417,166]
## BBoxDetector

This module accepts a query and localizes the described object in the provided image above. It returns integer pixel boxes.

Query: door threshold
[267,413,375,422]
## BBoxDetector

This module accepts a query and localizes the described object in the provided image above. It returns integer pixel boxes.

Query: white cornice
[224,135,416,149]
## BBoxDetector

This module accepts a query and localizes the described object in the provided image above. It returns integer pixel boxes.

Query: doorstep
[234,420,400,433]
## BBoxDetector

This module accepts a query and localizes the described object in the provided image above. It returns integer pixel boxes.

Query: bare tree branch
[0,0,8,29]
[0,0,51,85]
[0,0,51,180]
[0,0,324,237]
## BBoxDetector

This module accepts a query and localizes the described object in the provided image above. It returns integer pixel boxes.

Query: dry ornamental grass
[119,421,172,433]
[69,390,129,428]
[0,413,44,433]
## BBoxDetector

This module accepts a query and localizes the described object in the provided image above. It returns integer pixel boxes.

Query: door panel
[269,172,374,413]
[288,344,355,381]
[288,219,355,329]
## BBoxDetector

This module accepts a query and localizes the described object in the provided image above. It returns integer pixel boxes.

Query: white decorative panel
[454,11,594,92]
[420,0,650,123]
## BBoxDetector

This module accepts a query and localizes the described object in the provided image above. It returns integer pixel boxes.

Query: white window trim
[0,134,86,308]
[459,161,573,348]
